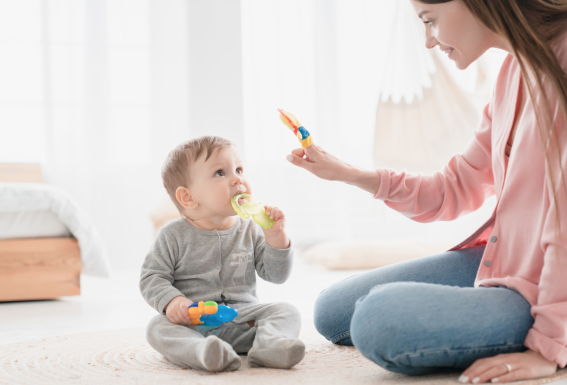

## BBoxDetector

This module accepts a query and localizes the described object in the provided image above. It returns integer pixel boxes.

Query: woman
[286,0,567,382]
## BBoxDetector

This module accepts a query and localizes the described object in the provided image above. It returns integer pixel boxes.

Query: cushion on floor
[301,238,463,269]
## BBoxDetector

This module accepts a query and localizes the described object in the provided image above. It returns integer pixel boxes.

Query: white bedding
[0,183,111,278]
[0,210,70,239]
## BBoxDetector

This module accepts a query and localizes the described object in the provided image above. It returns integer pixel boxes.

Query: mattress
[0,182,111,277]
[0,210,71,239]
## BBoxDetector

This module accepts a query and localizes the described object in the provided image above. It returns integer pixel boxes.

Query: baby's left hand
[264,205,286,233]
[262,205,290,249]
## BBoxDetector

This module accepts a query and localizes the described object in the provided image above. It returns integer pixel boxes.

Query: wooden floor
[2,261,566,385]
[0,258,364,346]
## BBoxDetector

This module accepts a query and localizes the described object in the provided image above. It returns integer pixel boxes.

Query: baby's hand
[264,205,285,232]
[165,296,193,325]
[262,206,290,249]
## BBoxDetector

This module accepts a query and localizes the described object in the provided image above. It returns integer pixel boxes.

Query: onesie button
[490,236,497,242]
[484,260,492,267]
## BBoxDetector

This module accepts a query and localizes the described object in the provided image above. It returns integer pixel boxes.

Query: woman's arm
[287,102,495,223]
[286,145,381,194]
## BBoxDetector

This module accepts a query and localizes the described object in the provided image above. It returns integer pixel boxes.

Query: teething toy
[278,109,313,148]
[231,193,274,229]
[188,301,238,327]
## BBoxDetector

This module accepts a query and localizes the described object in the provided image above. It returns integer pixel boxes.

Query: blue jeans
[313,245,534,375]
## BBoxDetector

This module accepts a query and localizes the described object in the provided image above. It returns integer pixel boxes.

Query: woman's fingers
[286,152,314,172]
[492,369,530,383]
[461,356,507,383]
[287,144,348,182]
[290,147,306,158]
[460,351,557,384]
[465,363,511,383]
[303,144,319,161]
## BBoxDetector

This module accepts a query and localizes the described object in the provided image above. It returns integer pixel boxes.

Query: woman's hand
[286,144,349,181]
[286,145,382,194]
[459,350,557,383]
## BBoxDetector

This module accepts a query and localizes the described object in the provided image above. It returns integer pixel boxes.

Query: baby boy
[140,135,305,372]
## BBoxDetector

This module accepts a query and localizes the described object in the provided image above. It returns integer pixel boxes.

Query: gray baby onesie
[140,217,304,371]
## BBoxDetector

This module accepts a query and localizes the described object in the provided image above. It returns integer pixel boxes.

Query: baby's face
[189,145,252,217]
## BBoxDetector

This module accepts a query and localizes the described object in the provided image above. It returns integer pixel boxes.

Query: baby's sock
[247,338,305,369]
[194,335,241,372]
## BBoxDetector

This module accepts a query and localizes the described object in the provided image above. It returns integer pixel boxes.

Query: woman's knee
[350,282,432,375]
[313,281,355,344]
[313,285,337,337]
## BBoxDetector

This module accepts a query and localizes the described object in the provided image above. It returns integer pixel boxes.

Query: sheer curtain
[240,0,505,249]
[0,0,189,271]
[1,0,506,271]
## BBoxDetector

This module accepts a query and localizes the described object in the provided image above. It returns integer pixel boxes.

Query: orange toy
[188,301,217,325]
[278,109,313,148]
[187,301,238,326]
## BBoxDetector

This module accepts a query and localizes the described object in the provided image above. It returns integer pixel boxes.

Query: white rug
[1,322,565,385]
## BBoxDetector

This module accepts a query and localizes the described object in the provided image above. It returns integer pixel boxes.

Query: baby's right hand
[164,296,193,325]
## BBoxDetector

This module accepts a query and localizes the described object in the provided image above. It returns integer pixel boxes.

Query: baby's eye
[236,167,243,174]
[214,170,225,177]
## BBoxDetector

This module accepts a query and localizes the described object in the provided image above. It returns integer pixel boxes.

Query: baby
[140,135,305,372]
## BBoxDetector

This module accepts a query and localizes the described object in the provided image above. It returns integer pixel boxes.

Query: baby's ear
[176,186,198,210]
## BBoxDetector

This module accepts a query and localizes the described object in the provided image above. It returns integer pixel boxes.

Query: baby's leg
[146,314,241,372]
[234,302,305,369]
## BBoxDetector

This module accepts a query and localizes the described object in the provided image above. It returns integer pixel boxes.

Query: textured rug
[1,322,565,385]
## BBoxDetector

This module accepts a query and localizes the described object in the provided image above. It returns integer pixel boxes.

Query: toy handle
[278,109,313,149]
[188,301,206,325]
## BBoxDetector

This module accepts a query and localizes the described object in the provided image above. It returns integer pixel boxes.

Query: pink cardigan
[373,43,567,367]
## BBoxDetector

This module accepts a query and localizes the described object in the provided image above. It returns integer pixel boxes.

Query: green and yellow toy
[231,193,274,229]
[278,108,313,148]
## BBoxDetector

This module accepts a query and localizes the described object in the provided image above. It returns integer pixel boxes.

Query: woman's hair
[419,0,567,255]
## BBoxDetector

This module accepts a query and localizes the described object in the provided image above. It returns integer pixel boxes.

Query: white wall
[0,0,504,273]
[187,1,245,150]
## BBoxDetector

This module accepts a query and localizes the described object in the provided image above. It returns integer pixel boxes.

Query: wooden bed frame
[0,163,82,301]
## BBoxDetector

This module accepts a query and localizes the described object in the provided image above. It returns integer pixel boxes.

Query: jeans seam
[391,343,527,362]
[330,331,350,344]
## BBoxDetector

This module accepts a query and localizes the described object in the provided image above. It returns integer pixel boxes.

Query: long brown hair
[419,0,567,256]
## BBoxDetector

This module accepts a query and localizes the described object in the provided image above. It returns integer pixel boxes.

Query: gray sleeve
[139,229,185,314]
[251,224,294,284]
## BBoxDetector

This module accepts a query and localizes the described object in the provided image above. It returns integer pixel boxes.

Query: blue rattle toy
[188,301,238,327]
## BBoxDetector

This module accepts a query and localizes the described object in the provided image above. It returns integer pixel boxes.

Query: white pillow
[301,238,458,270]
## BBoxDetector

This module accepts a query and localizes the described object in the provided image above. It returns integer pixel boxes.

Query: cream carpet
[1,322,565,385]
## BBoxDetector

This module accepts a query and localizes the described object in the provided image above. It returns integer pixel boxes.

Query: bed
[0,163,110,301]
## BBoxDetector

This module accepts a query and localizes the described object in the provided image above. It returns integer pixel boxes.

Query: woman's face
[410,0,499,69]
